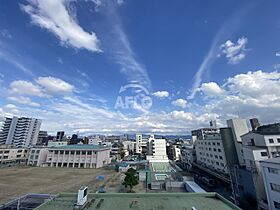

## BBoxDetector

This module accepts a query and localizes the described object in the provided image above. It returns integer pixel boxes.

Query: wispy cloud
[20,0,102,52]
[97,0,152,90]
[188,6,253,99]
[0,46,34,76]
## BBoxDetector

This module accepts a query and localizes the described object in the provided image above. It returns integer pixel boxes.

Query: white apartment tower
[0,116,41,147]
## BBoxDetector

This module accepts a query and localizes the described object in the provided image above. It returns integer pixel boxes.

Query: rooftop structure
[35,193,241,210]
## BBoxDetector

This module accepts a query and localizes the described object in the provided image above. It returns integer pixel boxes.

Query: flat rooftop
[50,144,110,150]
[35,193,241,210]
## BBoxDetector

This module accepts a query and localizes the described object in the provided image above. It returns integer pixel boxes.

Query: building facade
[0,145,28,166]
[0,116,41,147]
[27,147,49,167]
[241,123,280,210]
[45,145,111,168]
[227,118,249,165]
[260,158,280,210]
[180,144,196,170]
[194,128,229,174]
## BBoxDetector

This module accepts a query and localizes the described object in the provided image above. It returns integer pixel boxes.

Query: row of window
[268,167,280,174]
[199,152,223,160]
[197,141,221,146]
[0,150,26,154]
[198,147,222,152]
[199,158,225,167]
[51,150,97,155]
[268,138,280,144]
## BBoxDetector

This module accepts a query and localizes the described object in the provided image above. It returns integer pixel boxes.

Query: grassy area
[0,166,120,203]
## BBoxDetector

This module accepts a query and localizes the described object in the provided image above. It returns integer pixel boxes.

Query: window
[269,138,274,143]
[268,167,280,174]
[16,155,21,158]
[17,150,22,153]
[82,151,86,155]
[88,151,92,155]
[250,138,255,146]
[213,148,217,152]
[274,201,280,209]
[209,148,212,151]
[217,142,220,146]
[76,151,80,155]
[54,151,58,154]
[65,151,69,155]
[215,155,218,159]
[277,138,280,143]
[218,149,221,152]
[212,142,216,146]
[216,162,219,165]
[270,183,280,193]
[71,151,74,155]
[219,156,223,160]
[59,151,64,154]
[260,152,268,156]
[4,151,9,154]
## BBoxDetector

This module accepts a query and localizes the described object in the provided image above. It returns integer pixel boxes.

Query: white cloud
[152,91,169,98]
[220,37,248,64]
[10,80,43,96]
[172,98,187,108]
[36,76,74,95]
[201,70,280,124]
[200,82,224,97]
[188,7,250,99]
[20,0,101,52]
[8,96,40,107]
[276,52,280,57]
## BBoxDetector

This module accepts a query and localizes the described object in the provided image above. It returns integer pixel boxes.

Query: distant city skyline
[0,0,280,134]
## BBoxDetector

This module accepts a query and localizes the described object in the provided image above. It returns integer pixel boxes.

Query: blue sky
[0,0,280,135]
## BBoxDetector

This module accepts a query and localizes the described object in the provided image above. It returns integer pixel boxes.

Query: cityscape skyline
[0,0,280,134]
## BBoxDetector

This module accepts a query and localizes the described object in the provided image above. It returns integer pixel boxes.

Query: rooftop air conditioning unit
[77,186,88,206]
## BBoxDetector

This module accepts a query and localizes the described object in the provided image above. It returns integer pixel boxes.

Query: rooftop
[260,157,280,164]
[50,144,110,150]
[35,193,241,210]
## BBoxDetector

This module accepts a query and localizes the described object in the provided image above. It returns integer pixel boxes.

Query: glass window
[269,138,274,143]
[260,152,268,157]
[277,138,280,143]
[271,183,280,192]
[274,201,280,209]
[268,167,280,174]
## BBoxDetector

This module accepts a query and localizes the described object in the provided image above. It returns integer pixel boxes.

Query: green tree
[122,168,139,192]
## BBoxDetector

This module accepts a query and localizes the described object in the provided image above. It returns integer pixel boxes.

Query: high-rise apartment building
[0,116,41,148]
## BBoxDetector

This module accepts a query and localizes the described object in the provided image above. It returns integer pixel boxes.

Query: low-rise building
[0,145,28,166]
[27,147,49,167]
[46,144,111,168]
[260,158,280,210]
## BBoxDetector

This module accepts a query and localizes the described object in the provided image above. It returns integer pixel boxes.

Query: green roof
[51,144,110,150]
[35,193,241,210]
